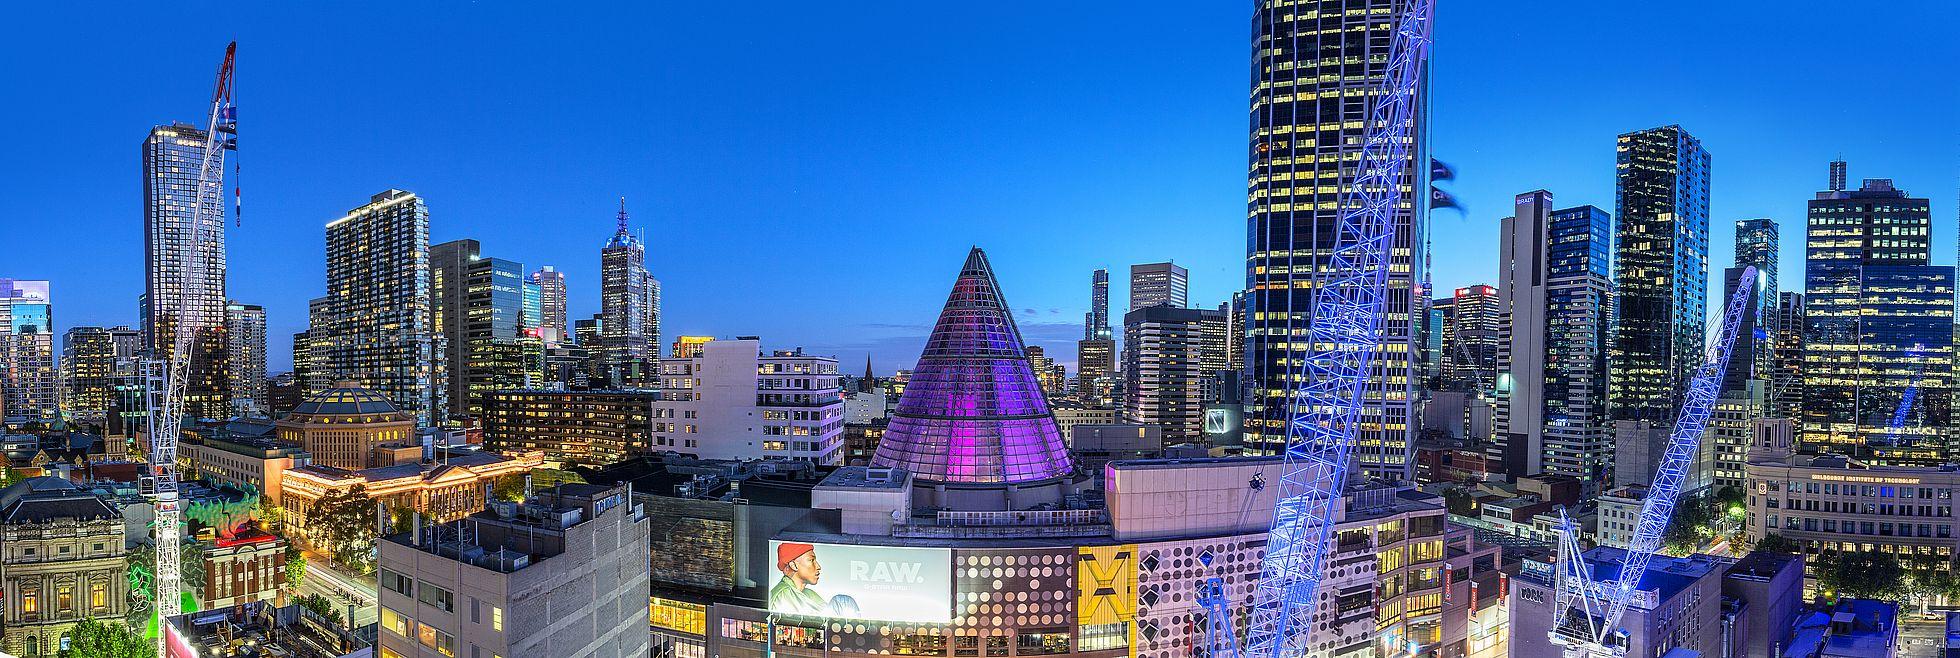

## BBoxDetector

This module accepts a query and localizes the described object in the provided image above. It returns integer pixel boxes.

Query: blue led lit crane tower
[1549,267,1757,657]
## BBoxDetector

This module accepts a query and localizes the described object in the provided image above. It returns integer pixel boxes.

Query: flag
[1430,186,1461,210]
[1430,158,1455,181]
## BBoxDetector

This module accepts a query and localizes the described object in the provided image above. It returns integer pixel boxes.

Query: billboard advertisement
[768,541,952,623]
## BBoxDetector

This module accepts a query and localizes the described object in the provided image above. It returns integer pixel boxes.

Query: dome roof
[290,385,404,416]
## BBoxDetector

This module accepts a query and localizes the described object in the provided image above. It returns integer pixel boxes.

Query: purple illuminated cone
[871,248,1075,483]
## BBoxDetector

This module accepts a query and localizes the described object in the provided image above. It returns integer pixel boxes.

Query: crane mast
[1550,266,1758,657]
[1219,3,1434,658]
[149,42,235,652]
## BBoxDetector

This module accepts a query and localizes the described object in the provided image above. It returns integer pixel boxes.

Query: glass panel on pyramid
[870,248,1075,483]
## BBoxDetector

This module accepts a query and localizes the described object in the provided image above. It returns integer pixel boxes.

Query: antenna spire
[616,197,630,234]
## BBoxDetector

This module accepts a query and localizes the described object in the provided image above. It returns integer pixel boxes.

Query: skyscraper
[432,240,529,417]
[598,199,658,386]
[1543,204,1614,489]
[1496,191,1554,478]
[1770,292,1805,421]
[1084,269,1111,340]
[1801,173,1953,461]
[1438,285,1501,395]
[1723,218,1779,392]
[225,302,267,417]
[321,190,444,426]
[1246,0,1429,477]
[530,266,567,347]
[0,280,56,419]
[1076,270,1116,407]
[143,123,232,419]
[1610,125,1711,423]
[1128,262,1188,311]
[294,296,331,393]
[61,325,140,420]
[1123,305,1224,441]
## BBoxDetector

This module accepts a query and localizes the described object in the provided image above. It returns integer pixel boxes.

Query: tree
[1817,549,1906,602]
[286,545,308,593]
[1748,532,1801,555]
[59,617,154,658]
[295,593,345,626]
[313,484,378,574]
[1441,486,1477,517]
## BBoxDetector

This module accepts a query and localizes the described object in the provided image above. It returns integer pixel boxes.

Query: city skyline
[5,2,1958,375]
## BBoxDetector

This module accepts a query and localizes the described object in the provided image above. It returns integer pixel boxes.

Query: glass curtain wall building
[1609,125,1710,424]
[1244,0,1430,479]
[1543,205,1614,490]
[1801,175,1953,462]
[142,123,232,419]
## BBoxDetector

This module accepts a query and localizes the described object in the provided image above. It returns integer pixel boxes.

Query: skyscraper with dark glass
[1801,172,1953,462]
[143,123,232,419]
[1609,125,1710,423]
[1722,218,1779,393]
[1083,269,1110,340]
[1246,0,1428,478]
[432,239,529,417]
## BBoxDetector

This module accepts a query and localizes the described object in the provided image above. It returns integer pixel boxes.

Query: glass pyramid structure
[871,248,1075,483]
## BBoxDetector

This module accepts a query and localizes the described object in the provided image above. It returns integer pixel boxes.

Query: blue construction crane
[1886,343,1927,444]
[1197,3,1435,658]
[1549,266,1759,657]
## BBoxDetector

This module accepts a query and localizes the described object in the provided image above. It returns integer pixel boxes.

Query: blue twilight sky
[3,1,1957,374]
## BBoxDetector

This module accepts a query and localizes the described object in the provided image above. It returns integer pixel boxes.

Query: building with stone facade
[280,450,542,553]
[0,477,127,656]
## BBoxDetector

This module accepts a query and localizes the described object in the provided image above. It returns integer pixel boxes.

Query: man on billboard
[771,542,860,617]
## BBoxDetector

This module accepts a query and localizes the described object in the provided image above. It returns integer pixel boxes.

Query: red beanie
[777,542,816,571]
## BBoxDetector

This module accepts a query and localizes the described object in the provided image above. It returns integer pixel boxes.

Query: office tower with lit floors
[225,302,267,417]
[1245,0,1430,477]
[0,280,56,419]
[432,239,530,416]
[1076,270,1116,407]
[1609,125,1710,424]
[530,265,567,347]
[598,199,659,386]
[1437,285,1501,395]
[142,123,232,419]
[320,189,445,426]
[1542,204,1614,490]
[1801,168,1953,461]
[1127,262,1187,310]
[60,325,141,420]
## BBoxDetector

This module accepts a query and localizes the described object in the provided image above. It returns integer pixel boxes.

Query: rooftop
[383,483,638,574]
[1578,546,1731,605]
[287,384,408,417]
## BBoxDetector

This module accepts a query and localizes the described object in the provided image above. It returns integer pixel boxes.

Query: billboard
[768,541,952,623]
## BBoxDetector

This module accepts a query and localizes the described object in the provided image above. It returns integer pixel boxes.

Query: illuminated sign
[767,541,951,623]
[1808,474,1922,485]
